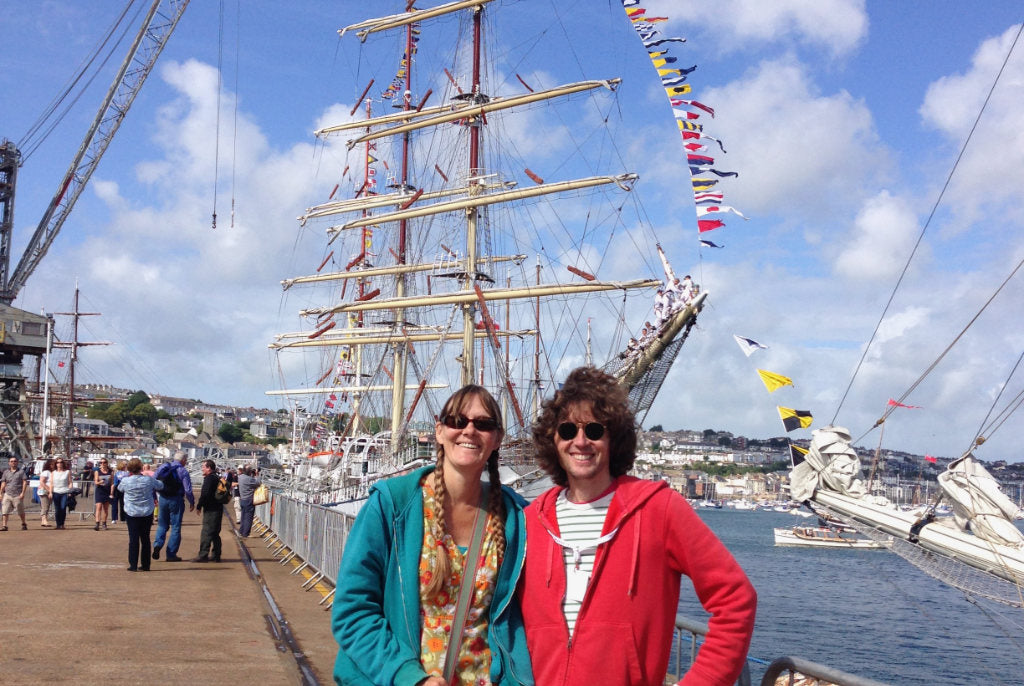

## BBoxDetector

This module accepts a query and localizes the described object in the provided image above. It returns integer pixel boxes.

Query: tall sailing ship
[266,0,708,505]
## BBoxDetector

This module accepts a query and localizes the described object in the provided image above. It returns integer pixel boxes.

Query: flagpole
[40,315,52,458]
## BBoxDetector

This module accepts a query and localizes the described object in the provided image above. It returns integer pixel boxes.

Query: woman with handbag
[331,385,534,686]
[93,458,115,530]
[50,458,74,530]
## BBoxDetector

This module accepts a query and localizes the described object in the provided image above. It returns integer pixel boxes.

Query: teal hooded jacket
[332,465,534,685]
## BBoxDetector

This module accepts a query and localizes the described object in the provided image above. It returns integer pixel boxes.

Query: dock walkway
[0,499,337,685]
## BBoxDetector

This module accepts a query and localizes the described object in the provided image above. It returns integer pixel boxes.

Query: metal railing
[253,490,356,605]
[668,614,752,686]
[760,657,891,686]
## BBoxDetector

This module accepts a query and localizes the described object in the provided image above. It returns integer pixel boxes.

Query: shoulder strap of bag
[442,486,490,684]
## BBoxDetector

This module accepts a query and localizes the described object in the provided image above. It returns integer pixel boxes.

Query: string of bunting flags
[619,0,748,243]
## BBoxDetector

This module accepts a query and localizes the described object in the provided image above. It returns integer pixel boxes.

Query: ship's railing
[252,490,357,606]
[759,656,891,686]
[669,614,752,686]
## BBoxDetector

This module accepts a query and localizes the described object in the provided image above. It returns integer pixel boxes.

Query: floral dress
[419,477,501,685]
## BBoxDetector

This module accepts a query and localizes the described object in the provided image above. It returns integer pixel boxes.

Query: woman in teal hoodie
[332,385,533,686]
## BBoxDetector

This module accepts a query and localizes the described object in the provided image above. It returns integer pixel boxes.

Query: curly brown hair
[532,366,637,487]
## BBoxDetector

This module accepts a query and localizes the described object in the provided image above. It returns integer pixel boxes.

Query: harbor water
[682,508,1024,685]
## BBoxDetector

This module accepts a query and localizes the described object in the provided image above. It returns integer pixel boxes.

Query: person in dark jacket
[191,459,223,563]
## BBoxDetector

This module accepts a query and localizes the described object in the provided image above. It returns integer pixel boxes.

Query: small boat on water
[774,525,889,550]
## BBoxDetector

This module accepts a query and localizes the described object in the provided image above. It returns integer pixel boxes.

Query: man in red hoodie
[520,366,756,685]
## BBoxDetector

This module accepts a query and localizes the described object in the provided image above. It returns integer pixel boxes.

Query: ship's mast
[460,5,485,386]
[390,21,416,448]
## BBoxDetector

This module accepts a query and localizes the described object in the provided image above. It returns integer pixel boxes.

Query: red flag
[698,219,724,233]
[925,455,937,463]
[887,398,922,409]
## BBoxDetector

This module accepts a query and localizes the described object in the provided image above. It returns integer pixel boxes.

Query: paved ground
[0,497,337,685]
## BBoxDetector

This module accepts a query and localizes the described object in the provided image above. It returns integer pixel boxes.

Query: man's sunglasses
[557,422,606,441]
[441,415,500,433]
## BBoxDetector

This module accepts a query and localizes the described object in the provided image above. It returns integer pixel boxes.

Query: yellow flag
[757,369,794,393]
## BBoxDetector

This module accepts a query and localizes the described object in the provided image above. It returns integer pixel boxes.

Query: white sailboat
[266,1,708,505]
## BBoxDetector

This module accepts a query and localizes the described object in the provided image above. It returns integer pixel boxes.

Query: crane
[0,0,189,459]
[0,0,190,304]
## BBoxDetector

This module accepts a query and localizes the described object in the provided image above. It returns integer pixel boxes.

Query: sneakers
[152,546,161,560]
[191,556,210,563]
[0,526,7,531]
[21,523,27,530]
[94,523,100,531]
[165,554,183,562]
[102,523,107,530]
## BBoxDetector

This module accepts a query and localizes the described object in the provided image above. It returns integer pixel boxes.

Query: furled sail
[791,426,1024,606]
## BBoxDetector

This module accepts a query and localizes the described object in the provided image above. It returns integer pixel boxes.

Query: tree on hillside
[128,402,158,429]
[648,424,664,432]
[126,391,150,410]
[218,422,244,444]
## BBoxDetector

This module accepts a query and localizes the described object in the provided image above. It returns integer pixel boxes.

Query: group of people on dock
[332,365,756,686]
[0,449,261,573]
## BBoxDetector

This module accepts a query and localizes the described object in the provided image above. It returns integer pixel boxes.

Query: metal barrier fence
[253,490,356,605]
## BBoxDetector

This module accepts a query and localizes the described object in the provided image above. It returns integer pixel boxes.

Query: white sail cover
[790,426,871,501]
[938,454,1024,548]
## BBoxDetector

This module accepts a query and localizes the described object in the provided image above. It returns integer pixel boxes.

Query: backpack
[158,464,181,497]
[215,477,232,504]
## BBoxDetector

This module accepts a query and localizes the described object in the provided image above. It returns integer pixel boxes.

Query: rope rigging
[832,21,1024,426]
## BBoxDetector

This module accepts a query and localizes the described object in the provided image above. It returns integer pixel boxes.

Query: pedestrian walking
[1,455,29,531]
[50,458,74,529]
[152,451,194,562]
[37,458,55,528]
[117,457,161,572]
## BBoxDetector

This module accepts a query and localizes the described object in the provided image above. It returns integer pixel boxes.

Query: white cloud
[833,191,921,280]
[920,24,1024,228]
[701,57,887,219]
[647,0,868,57]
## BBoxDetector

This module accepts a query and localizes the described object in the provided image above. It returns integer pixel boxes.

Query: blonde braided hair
[424,385,507,600]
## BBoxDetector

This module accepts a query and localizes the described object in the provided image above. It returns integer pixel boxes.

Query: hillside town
[30,385,1024,508]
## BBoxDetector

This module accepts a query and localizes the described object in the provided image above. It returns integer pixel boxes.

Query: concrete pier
[0,501,337,684]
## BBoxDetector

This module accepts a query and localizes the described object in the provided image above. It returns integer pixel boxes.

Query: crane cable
[211,0,225,229]
[17,1,142,163]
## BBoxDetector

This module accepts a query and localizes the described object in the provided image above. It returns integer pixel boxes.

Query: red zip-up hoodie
[520,477,756,685]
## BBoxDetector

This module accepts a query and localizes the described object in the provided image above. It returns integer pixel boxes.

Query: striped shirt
[554,489,615,635]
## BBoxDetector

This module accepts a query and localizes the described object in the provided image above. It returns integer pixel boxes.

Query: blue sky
[1,1,1022,462]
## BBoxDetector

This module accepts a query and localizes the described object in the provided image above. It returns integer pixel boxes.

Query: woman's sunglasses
[441,415,499,433]
[557,421,606,441]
